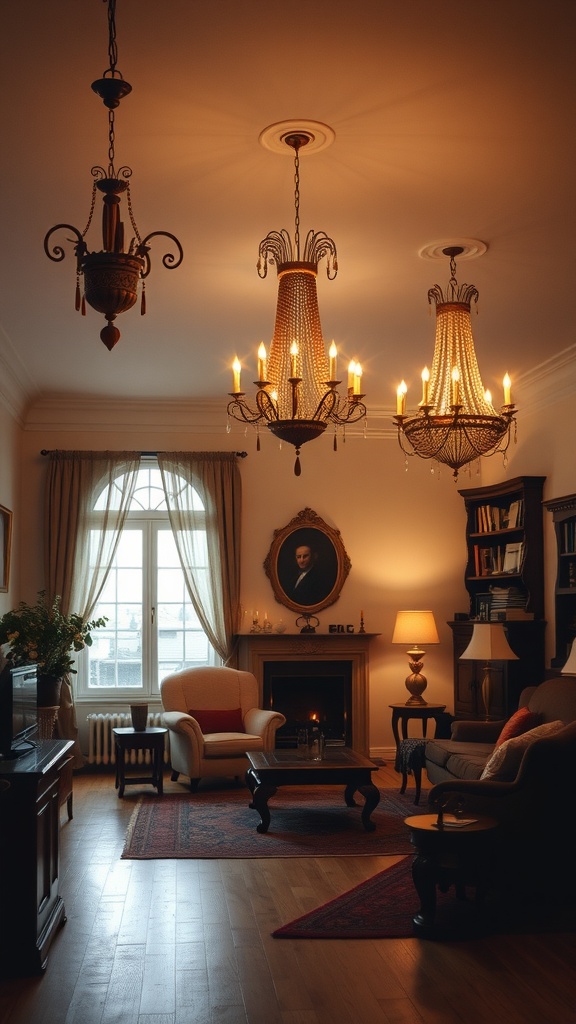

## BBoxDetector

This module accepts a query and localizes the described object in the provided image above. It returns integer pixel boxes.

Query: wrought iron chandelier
[227,127,366,476]
[395,245,517,479]
[43,0,183,350]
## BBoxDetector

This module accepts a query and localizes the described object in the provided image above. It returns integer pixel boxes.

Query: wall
[0,401,21,616]
[7,374,574,758]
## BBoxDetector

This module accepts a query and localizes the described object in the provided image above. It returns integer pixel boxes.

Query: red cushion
[188,708,245,733]
[495,706,541,748]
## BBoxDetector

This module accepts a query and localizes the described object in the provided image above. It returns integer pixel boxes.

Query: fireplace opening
[263,660,352,747]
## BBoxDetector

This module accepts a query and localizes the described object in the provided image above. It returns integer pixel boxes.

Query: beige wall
[2,384,572,756]
[0,402,21,616]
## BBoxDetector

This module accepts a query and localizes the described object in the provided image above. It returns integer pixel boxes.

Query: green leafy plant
[0,591,107,677]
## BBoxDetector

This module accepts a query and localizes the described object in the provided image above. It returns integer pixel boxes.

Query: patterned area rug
[272,857,576,939]
[122,783,419,859]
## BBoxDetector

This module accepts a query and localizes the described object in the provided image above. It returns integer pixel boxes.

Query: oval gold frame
[264,507,351,614]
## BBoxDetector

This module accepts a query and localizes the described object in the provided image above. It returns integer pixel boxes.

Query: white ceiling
[2,0,575,414]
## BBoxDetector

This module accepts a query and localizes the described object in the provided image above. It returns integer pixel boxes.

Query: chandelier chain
[105,0,120,78]
[293,145,301,262]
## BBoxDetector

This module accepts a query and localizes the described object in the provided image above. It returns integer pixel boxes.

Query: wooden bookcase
[544,492,576,669]
[451,476,546,719]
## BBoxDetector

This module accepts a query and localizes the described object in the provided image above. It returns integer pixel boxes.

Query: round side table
[404,813,499,936]
[389,703,447,753]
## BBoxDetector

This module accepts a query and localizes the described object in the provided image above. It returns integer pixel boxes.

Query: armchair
[160,666,286,792]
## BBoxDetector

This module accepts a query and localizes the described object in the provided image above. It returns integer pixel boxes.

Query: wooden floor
[1,763,575,1024]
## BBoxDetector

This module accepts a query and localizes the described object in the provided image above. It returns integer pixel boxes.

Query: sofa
[423,676,576,898]
[424,675,576,786]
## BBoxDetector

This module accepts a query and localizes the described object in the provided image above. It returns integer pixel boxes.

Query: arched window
[77,461,218,700]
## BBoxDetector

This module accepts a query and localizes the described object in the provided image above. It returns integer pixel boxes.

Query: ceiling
[2,0,575,415]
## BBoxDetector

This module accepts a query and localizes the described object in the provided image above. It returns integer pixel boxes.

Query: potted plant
[0,591,107,705]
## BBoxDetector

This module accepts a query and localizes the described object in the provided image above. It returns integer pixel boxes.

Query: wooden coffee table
[245,748,380,833]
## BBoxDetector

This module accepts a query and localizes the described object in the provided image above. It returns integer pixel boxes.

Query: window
[77,462,218,700]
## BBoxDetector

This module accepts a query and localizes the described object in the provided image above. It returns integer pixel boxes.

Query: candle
[329,340,338,381]
[290,340,299,377]
[232,356,241,393]
[484,389,492,405]
[354,362,362,395]
[348,359,357,389]
[451,366,460,407]
[503,372,512,406]
[396,380,407,416]
[420,366,430,406]
[257,342,267,382]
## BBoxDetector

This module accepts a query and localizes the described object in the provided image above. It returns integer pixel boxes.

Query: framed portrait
[0,505,13,593]
[264,507,351,614]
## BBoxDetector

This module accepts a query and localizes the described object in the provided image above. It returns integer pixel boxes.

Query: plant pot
[130,704,148,731]
[37,674,63,708]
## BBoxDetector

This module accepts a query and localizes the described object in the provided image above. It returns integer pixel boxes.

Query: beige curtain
[44,451,141,763]
[157,452,242,665]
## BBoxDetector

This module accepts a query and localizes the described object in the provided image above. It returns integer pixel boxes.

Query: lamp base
[404,671,428,706]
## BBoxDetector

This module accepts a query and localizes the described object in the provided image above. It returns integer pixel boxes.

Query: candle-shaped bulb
[354,362,362,395]
[421,366,430,406]
[257,342,267,382]
[290,340,299,377]
[484,389,492,405]
[396,379,407,416]
[451,366,460,406]
[329,340,338,381]
[348,359,357,389]
[232,356,241,393]
[503,372,512,406]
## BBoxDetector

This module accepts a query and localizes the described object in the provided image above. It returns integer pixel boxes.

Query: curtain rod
[40,449,248,458]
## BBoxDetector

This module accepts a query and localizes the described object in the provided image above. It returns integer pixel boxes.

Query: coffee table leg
[249,783,277,833]
[411,850,437,933]
[344,782,380,831]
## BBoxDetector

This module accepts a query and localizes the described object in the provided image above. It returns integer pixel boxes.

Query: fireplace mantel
[237,633,379,757]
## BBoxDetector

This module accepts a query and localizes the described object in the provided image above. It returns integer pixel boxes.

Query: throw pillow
[480,720,565,782]
[188,708,245,733]
[495,706,542,748]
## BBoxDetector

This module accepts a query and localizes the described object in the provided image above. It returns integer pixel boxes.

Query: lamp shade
[392,610,439,646]
[459,622,519,662]
[561,641,576,675]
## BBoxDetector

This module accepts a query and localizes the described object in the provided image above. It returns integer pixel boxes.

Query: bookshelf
[450,476,546,719]
[544,492,576,669]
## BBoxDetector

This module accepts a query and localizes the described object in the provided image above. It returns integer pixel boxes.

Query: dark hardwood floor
[0,763,574,1024]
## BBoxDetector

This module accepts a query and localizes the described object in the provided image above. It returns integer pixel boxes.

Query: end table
[113,726,167,797]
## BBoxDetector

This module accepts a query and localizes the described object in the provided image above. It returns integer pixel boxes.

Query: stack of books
[489,585,533,621]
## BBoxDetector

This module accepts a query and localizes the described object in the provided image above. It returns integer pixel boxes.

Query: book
[503,542,524,573]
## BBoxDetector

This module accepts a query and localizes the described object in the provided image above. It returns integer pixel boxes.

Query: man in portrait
[280,531,338,606]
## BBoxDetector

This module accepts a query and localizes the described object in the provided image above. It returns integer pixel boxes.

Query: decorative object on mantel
[0,591,107,707]
[296,614,319,633]
[43,0,183,350]
[395,243,517,480]
[227,121,366,475]
[391,610,440,706]
[459,622,519,720]
[264,507,350,615]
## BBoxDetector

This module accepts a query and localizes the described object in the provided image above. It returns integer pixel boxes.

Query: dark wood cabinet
[449,619,545,720]
[453,476,546,719]
[544,492,576,668]
[0,739,74,975]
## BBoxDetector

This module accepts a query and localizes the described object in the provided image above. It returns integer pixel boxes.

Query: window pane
[88,530,144,690]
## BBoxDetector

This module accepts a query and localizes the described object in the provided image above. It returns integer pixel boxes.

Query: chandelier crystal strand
[227,126,366,475]
[43,0,183,349]
[395,246,516,480]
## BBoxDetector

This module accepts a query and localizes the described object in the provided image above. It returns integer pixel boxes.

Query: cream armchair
[160,666,286,791]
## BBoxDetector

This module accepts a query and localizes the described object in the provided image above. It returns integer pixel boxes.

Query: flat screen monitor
[0,662,38,759]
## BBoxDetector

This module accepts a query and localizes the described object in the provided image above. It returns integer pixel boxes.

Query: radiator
[87,712,170,765]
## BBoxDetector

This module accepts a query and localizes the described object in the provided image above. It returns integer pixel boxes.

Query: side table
[404,813,498,936]
[113,726,167,798]
[389,703,446,752]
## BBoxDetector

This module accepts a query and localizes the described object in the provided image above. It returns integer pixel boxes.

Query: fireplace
[263,659,352,746]
[237,632,378,757]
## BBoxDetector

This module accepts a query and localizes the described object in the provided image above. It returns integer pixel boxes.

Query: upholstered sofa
[424,675,576,787]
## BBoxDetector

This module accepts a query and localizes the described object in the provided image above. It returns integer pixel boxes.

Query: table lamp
[392,610,440,706]
[459,622,519,720]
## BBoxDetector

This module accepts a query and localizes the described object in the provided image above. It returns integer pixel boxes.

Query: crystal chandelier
[43,0,183,350]
[227,127,366,476]
[395,246,517,479]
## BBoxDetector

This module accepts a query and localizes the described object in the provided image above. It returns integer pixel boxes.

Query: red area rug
[122,783,418,859]
[272,857,576,939]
